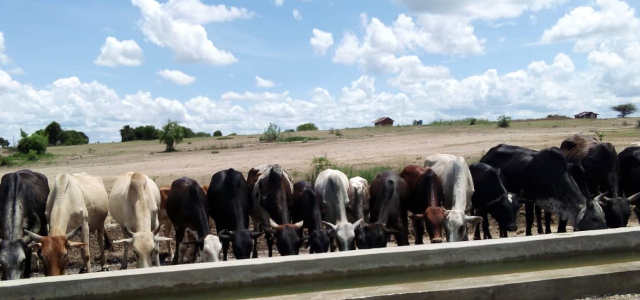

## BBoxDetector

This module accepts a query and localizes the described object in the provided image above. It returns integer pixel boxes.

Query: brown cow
[400,165,445,244]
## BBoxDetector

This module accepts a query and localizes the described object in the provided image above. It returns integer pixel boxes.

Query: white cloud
[310,29,334,55]
[7,67,24,75]
[132,0,250,65]
[395,0,569,21]
[274,0,284,6]
[293,9,302,20]
[94,37,144,67]
[157,69,196,85]
[221,91,289,101]
[333,14,484,71]
[540,0,640,52]
[0,31,8,65]
[255,76,275,88]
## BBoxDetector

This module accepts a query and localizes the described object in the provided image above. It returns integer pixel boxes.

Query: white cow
[25,173,109,275]
[109,172,170,269]
[347,177,370,223]
[315,169,363,251]
[424,154,482,242]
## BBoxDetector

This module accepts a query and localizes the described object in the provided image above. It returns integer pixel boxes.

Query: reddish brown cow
[400,165,445,244]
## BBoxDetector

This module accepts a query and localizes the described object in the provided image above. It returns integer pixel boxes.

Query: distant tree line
[3,121,89,149]
[120,124,212,142]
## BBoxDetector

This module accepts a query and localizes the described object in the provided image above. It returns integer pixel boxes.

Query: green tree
[260,123,281,142]
[181,126,195,138]
[120,125,135,142]
[17,129,47,154]
[296,123,318,131]
[59,130,89,145]
[0,137,9,148]
[611,103,637,118]
[194,132,211,138]
[159,120,184,152]
[213,130,222,137]
[497,115,511,128]
[134,125,159,140]
[44,121,62,146]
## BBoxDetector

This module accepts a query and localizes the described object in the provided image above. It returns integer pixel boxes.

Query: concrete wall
[3,227,640,300]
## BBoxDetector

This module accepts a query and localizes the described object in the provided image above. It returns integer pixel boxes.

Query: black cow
[480,144,606,235]
[248,165,304,256]
[167,177,219,264]
[292,181,331,254]
[367,171,409,248]
[208,169,263,260]
[618,147,640,219]
[561,135,631,228]
[469,163,522,239]
[0,170,48,280]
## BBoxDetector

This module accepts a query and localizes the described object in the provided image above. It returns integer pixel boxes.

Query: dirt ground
[2,118,640,276]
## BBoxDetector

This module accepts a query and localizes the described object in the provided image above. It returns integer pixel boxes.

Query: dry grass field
[2,117,640,275]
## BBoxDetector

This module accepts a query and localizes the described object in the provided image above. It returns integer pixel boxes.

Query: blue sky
[0,0,639,142]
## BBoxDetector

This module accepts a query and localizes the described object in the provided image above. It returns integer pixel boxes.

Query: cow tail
[190,182,210,238]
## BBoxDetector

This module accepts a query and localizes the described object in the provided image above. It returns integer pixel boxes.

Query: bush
[58,130,89,145]
[194,132,211,138]
[229,133,237,136]
[159,120,185,152]
[260,123,280,142]
[17,130,48,154]
[0,156,9,166]
[0,137,9,148]
[469,118,477,126]
[297,123,318,131]
[181,126,196,138]
[213,130,222,137]
[27,150,38,161]
[497,115,511,128]
[284,129,295,133]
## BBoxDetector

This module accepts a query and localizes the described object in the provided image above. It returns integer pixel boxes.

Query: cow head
[443,210,482,242]
[413,207,445,243]
[24,226,84,276]
[354,226,368,249]
[486,193,521,234]
[218,229,263,259]
[307,229,332,254]
[184,234,222,262]
[596,192,640,228]
[575,199,607,231]
[361,222,401,248]
[0,214,40,280]
[267,219,305,256]
[323,219,363,251]
[113,226,172,268]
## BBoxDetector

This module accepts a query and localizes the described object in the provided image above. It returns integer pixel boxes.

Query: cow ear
[465,216,483,224]
[218,235,230,241]
[28,242,42,251]
[67,241,86,248]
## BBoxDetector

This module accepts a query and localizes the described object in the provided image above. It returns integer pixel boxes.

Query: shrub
[182,126,196,138]
[229,133,237,136]
[469,118,477,125]
[213,130,223,137]
[260,123,280,142]
[0,156,9,166]
[284,129,295,133]
[58,130,89,145]
[0,137,9,148]
[297,123,318,131]
[497,115,511,128]
[17,130,48,154]
[27,150,38,161]
[194,132,211,138]
[159,120,185,152]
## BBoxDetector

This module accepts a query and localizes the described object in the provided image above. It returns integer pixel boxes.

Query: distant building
[574,111,599,119]
[412,119,423,125]
[373,117,394,127]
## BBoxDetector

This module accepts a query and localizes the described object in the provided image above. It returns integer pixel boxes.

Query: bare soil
[2,118,639,276]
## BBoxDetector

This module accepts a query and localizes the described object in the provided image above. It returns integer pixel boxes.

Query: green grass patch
[1,152,55,167]
[302,155,390,182]
[217,136,233,140]
[277,136,322,143]
[426,118,493,126]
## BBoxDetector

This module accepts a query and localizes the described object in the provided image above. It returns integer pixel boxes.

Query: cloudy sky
[1,0,639,142]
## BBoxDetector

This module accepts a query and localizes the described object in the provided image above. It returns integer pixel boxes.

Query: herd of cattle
[1,135,640,281]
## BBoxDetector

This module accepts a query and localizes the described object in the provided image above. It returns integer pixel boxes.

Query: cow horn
[412,214,424,220]
[22,214,42,243]
[251,231,264,239]
[66,226,83,239]
[269,218,280,229]
[124,227,135,237]
[353,218,364,228]
[23,230,43,243]
[293,221,304,230]
[628,192,640,205]
[595,193,610,203]
[152,225,162,236]
[322,221,337,230]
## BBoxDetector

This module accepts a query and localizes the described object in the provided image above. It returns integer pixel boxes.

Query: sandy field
[1,117,640,276]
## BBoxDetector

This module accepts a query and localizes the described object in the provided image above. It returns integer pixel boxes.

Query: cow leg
[398,221,409,246]
[80,223,91,273]
[482,211,492,239]
[97,225,108,271]
[558,219,568,233]
[120,228,130,270]
[24,248,32,278]
[401,210,409,246]
[535,205,543,235]
[173,227,185,265]
[266,232,274,257]
[544,212,553,234]
[222,237,230,261]
[164,222,173,260]
[525,203,534,236]
[103,230,114,251]
[412,218,424,244]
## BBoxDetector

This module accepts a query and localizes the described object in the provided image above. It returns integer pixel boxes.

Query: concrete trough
[3,227,640,300]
